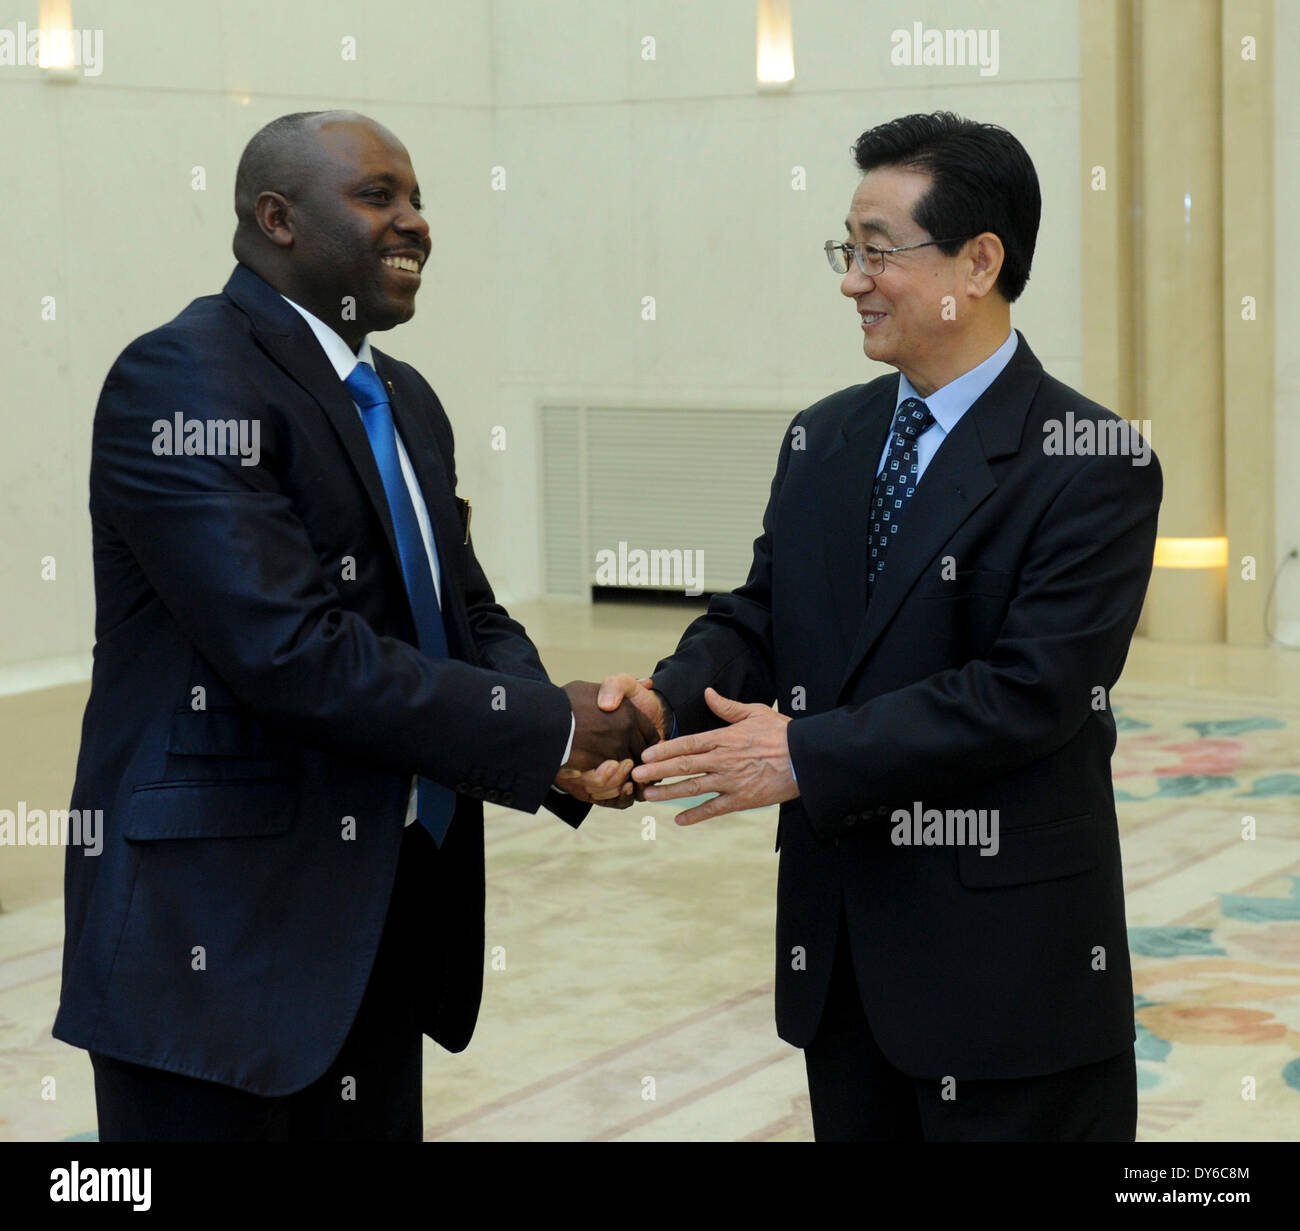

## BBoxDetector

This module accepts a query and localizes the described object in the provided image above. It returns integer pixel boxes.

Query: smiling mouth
[861,311,886,328]
[381,255,422,275]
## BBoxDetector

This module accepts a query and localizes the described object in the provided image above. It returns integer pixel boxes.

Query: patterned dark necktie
[867,397,935,595]
[345,361,456,847]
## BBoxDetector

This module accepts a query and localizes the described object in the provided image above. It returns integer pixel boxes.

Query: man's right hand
[596,674,671,741]
[562,680,660,773]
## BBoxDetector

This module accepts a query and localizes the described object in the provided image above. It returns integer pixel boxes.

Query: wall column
[1134,0,1227,643]
[1221,0,1274,645]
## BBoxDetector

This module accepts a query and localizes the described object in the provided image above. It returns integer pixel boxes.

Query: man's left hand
[555,758,636,808]
[630,688,799,824]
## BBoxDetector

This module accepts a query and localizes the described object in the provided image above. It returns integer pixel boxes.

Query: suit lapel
[223,265,472,658]
[225,266,405,579]
[835,332,1043,698]
[837,414,997,694]
[821,384,895,652]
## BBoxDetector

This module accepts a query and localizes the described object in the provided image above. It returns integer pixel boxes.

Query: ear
[254,190,295,249]
[965,232,1004,300]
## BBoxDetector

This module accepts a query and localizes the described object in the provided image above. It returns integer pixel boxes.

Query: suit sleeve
[462,538,589,826]
[93,331,571,815]
[788,448,1162,839]
[417,376,590,828]
[647,415,798,729]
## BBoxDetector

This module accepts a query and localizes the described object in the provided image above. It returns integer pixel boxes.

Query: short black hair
[852,111,1040,302]
[233,111,347,226]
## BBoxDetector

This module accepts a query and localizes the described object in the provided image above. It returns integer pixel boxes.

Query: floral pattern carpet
[2,687,1296,1141]
[1111,696,1300,1140]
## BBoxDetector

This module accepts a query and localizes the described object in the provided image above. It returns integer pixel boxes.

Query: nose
[396,198,430,242]
[841,262,874,299]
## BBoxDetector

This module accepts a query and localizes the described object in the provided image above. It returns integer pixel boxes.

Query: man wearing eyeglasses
[586,111,1162,1141]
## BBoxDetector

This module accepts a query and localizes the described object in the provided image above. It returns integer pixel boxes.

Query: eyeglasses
[824,236,973,277]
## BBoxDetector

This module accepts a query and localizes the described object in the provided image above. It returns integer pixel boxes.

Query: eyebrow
[844,217,895,244]
[349,171,422,199]
[351,170,416,190]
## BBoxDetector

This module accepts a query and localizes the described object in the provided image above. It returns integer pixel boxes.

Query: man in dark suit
[54,110,652,1141]
[594,112,1162,1140]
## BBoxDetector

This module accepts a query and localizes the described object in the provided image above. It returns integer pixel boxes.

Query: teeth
[382,256,420,273]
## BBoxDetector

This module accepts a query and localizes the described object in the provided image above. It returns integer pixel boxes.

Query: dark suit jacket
[651,332,1162,1081]
[53,263,587,1096]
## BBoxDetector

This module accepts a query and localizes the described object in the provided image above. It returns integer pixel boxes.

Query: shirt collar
[279,295,376,380]
[896,330,1018,433]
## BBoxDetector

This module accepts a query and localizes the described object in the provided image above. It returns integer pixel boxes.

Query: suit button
[843,815,856,828]
[876,804,889,816]
[455,782,470,793]
[501,792,514,807]
[485,789,500,803]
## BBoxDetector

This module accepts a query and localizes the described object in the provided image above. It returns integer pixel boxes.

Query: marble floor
[2,598,1298,1141]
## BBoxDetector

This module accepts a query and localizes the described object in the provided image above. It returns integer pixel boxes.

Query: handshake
[553,676,801,824]
[555,676,668,810]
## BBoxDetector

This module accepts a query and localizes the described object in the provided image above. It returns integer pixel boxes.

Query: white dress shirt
[280,296,573,823]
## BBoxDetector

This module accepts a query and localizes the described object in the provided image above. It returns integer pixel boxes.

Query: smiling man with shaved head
[53,110,654,1141]
[232,112,430,348]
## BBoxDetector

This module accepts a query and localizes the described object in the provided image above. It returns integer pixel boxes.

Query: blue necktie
[345,361,456,847]
[868,397,935,596]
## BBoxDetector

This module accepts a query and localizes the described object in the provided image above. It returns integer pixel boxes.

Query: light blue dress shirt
[788,330,1019,786]
[876,330,1018,481]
